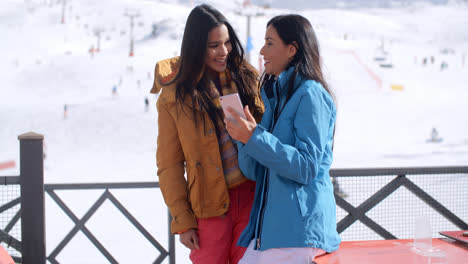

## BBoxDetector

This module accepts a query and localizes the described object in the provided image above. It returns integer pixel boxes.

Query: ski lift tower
[61,0,67,24]
[234,1,264,64]
[124,9,140,57]
[93,27,104,52]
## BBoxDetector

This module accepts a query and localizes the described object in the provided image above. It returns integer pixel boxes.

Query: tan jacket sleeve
[157,101,198,234]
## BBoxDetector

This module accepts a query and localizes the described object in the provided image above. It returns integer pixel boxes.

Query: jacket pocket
[295,181,327,221]
[295,185,317,218]
[187,161,202,212]
[294,187,306,220]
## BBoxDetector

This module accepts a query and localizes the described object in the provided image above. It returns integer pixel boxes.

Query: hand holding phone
[219,93,246,121]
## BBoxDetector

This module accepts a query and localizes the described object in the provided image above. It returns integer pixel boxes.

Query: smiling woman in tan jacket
[150,4,263,264]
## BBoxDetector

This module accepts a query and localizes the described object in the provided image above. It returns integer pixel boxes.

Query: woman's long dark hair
[262,14,336,147]
[172,4,260,132]
[261,14,335,104]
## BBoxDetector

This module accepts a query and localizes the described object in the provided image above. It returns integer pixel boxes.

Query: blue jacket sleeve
[242,88,334,185]
[237,142,259,181]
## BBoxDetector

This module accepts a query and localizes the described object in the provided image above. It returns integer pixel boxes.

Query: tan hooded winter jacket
[151,57,263,234]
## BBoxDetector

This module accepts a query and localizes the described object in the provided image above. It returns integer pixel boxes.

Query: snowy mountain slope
[1,0,468,262]
[1,0,467,177]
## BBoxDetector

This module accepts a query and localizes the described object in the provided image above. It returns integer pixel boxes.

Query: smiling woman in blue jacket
[225,14,341,263]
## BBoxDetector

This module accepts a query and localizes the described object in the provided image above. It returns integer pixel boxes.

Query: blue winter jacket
[236,66,341,252]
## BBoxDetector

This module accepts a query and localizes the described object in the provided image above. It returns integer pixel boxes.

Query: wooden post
[18,132,46,264]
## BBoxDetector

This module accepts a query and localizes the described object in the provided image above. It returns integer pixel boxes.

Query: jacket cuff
[175,228,192,235]
[171,210,198,234]
[243,124,266,155]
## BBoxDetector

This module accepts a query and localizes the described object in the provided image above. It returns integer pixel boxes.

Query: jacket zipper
[255,85,276,250]
[255,169,269,250]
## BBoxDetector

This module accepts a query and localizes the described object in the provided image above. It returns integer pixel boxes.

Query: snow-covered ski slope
[2,0,467,182]
[1,0,467,262]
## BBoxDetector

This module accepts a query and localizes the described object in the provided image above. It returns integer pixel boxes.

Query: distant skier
[422,57,427,66]
[88,45,95,58]
[144,97,149,112]
[440,61,448,71]
[112,85,118,96]
[427,127,442,143]
[63,104,68,118]
[430,56,434,64]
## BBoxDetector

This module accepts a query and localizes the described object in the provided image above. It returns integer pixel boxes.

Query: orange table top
[315,238,468,264]
[0,245,14,264]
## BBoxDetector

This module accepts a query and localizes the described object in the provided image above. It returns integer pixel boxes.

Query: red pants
[189,180,255,264]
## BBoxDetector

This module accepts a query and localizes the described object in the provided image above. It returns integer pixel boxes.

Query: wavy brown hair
[171,4,260,133]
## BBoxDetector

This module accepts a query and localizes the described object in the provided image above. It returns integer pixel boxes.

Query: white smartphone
[219,93,246,121]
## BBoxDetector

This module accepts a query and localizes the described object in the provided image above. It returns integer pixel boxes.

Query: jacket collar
[277,66,305,95]
[276,66,295,91]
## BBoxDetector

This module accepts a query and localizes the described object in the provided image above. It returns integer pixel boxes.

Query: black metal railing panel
[0,179,22,262]
[44,183,174,264]
[332,167,468,241]
[7,132,468,263]
[0,176,20,185]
